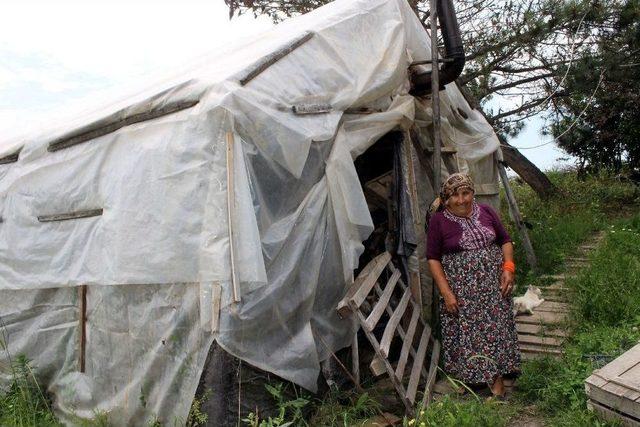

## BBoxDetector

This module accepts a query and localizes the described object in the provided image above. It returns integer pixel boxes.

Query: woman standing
[426,173,520,397]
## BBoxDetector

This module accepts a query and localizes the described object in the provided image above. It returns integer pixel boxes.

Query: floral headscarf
[441,173,475,201]
[429,173,475,214]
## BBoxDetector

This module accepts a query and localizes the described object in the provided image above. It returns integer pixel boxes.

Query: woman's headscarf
[429,173,475,213]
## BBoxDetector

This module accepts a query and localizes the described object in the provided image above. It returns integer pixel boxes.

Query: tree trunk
[499,138,557,200]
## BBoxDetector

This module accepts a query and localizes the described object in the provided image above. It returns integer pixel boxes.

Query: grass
[513,212,640,426]
[503,170,639,291]
[0,354,62,427]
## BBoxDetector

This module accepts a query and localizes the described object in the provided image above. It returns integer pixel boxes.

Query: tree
[547,0,640,172]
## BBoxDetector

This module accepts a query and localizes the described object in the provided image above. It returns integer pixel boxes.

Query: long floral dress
[426,202,520,384]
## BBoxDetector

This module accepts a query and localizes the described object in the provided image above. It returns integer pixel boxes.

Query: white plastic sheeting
[0,0,500,424]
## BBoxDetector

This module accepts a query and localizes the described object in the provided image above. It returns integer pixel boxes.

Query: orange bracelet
[503,261,515,273]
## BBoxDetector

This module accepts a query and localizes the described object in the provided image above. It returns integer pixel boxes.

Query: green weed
[0,354,61,427]
[407,395,516,427]
[243,382,311,427]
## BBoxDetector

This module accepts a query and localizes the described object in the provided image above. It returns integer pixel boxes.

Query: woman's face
[446,187,474,217]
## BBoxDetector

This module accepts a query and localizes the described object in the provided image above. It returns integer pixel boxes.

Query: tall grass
[503,170,639,289]
[0,354,61,427]
[514,212,640,425]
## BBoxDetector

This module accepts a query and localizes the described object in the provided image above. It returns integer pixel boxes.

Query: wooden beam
[226,132,241,303]
[239,32,314,86]
[79,285,87,373]
[429,0,442,194]
[380,288,412,358]
[0,147,21,165]
[395,306,421,380]
[406,324,432,403]
[38,208,103,223]
[364,269,401,332]
[48,100,199,152]
[336,252,391,318]
[496,150,538,270]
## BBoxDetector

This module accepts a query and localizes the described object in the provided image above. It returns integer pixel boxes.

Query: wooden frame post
[495,150,538,271]
[79,285,87,373]
[226,132,241,303]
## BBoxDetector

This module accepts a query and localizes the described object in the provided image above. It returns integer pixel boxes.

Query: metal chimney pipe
[410,0,465,96]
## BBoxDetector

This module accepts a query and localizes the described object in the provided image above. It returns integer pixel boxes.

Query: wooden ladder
[337,252,440,415]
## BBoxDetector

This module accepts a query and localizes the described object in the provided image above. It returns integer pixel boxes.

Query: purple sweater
[426,203,511,261]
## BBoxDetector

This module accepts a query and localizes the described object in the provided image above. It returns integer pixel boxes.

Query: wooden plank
[518,334,564,347]
[374,283,428,379]
[428,0,442,194]
[610,376,640,395]
[352,331,360,386]
[38,208,103,223]
[291,104,331,115]
[239,32,314,86]
[597,344,640,379]
[370,356,386,377]
[355,310,414,414]
[78,285,87,373]
[521,351,560,361]
[515,310,566,325]
[226,132,241,303]
[337,252,391,318]
[496,152,537,270]
[516,322,568,337]
[422,339,441,407]
[623,362,640,383]
[588,400,640,427]
[586,373,609,388]
[395,305,421,380]
[0,147,21,164]
[406,326,431,403]
[48,99,199,152]
[535,301,571,313]
[603,381,640,403]
[365,269,401,332]
[380,288,412,358]
[210,283,222,332]
[519,343,563,356]
[588,381,640,420]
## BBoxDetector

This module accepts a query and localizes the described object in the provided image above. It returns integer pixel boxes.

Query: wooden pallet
[586,343,640,425]
[337,252,439,415]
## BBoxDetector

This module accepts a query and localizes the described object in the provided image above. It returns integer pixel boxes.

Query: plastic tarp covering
[0,0,501,424]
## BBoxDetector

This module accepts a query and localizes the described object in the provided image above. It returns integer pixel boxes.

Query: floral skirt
[440,244,520,384]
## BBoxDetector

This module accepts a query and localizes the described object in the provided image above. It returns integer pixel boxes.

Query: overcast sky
[0,0,573,170]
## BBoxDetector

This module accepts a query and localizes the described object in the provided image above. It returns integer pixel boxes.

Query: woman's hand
[500,270,515,297]
[443,292,459,314]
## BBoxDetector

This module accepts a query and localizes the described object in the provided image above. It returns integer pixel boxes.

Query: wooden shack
[585,342,640,426]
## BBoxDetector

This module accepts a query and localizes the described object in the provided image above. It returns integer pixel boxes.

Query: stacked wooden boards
[586,343,640,426]
[515,232,606,360]
[515,276,571,360]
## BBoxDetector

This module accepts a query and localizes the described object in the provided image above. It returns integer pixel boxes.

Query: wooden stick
[38,208,103,223]
[48,100,199,152]
[211,283,222,332]
[79,285,87,373]
[495,150,538,270]
[0,147,21,165]
[351,332,360,387]
[429,0,442,194]
[239,32,314,86]
[317,334,364,393]
[226,132,241,303]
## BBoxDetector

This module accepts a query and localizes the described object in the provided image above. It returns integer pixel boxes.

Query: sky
[0,0,574,171]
